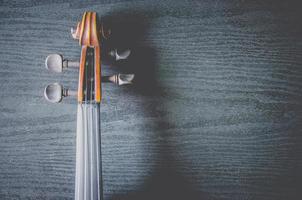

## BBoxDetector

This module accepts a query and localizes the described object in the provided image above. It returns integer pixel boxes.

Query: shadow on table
[101,9,208,200]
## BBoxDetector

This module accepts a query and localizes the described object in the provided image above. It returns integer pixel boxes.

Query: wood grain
[0,0,301,200]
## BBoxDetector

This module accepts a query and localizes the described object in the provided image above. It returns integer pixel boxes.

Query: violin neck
[75,103,103,200]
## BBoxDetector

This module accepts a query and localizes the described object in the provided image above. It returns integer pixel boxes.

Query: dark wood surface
[0,0,302,199]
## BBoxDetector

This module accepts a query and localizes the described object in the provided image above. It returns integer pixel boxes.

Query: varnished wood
[95,46,101,102]
[77,11,101,103]
[78,46,87,102]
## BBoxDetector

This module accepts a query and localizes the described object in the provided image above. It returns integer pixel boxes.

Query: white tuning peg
[71,26,79,39]
[104,74,135,85]
[45,54,79,73]
[109,49,131,61]
[44,83,77,103]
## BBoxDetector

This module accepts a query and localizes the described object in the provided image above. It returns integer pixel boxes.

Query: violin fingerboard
[75,104,103,200]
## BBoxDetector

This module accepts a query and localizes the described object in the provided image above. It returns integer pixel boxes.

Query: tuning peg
[71,27,77,39]
[103,74,135,85]
[45,54,79,73]
[109,49,131,61]
[101,24,111,39]
[44,83,77,103]
[71,23,80,39]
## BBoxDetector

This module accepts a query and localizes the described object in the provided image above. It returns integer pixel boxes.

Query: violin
[44,12,134,200]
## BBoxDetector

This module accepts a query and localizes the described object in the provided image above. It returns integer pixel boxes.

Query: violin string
[75,12,103,200]
[91,48,93,104]
[85,48,88,103]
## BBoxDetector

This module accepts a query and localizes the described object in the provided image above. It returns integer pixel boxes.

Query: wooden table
[0,1,301,199]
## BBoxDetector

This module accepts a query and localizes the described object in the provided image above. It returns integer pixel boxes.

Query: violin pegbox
[44,11,134,103]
